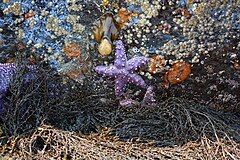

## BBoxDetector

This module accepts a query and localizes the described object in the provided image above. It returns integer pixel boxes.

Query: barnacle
[187,0,194,9]
[63,42,81,58]
[172,0,193,19]
[163,61,191,87]
[157,22,172,34]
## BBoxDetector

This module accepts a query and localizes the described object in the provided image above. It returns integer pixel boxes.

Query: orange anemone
[164,61,191,87]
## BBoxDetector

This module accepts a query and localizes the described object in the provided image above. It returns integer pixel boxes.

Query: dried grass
[1,125,239,159]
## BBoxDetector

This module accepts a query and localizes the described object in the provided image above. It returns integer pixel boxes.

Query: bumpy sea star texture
[143,86,156,106]
[95,40,150,96]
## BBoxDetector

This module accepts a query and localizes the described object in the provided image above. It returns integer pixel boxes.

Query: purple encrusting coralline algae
[0,63,37,112]
[95,40,150,96]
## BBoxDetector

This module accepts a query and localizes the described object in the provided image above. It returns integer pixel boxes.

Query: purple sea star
[95,40,150,96]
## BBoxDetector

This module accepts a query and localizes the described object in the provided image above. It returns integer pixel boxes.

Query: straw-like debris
[1,125,239,159]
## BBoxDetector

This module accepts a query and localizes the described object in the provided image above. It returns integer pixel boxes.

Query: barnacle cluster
[1,0,239,107]
[114,1,238,86]
[126,0,175,18]
[0,0,89,80]
[3,2,22,16]
[161,0,239,63]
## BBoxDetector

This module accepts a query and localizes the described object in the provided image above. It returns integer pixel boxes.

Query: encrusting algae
[163,61,191,88]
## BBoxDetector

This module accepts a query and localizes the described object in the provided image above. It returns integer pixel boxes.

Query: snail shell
[98,38,112,56]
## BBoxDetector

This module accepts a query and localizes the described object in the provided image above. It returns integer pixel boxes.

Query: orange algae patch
[233,61,240,80]
[101,0,109,8]
[164,61,191,87]
[17,41,25,50]
[181,0,194,18]
[172,0,193,19]
[63,42,81,58]
[58,57,89,80]
[118,9,132,28]
[233,62,240,71]
[149,55,166,74]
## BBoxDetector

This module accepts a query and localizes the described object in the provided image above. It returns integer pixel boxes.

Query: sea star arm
[142,86,156,106]
[95,66,119,77]
[114,40,127,69]
[127,57,150,72]
[127,73,148,89]
[115,76,127,96]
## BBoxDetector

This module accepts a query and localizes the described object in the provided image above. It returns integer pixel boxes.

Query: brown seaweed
[92,12,121,43]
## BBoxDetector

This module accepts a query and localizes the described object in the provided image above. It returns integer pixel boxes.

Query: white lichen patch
[126,0,173,18]
[3,0,11,4]
[67,0,84,12]
[17,28,24,39]
[46,15,68,36]
[65,15,85,35]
